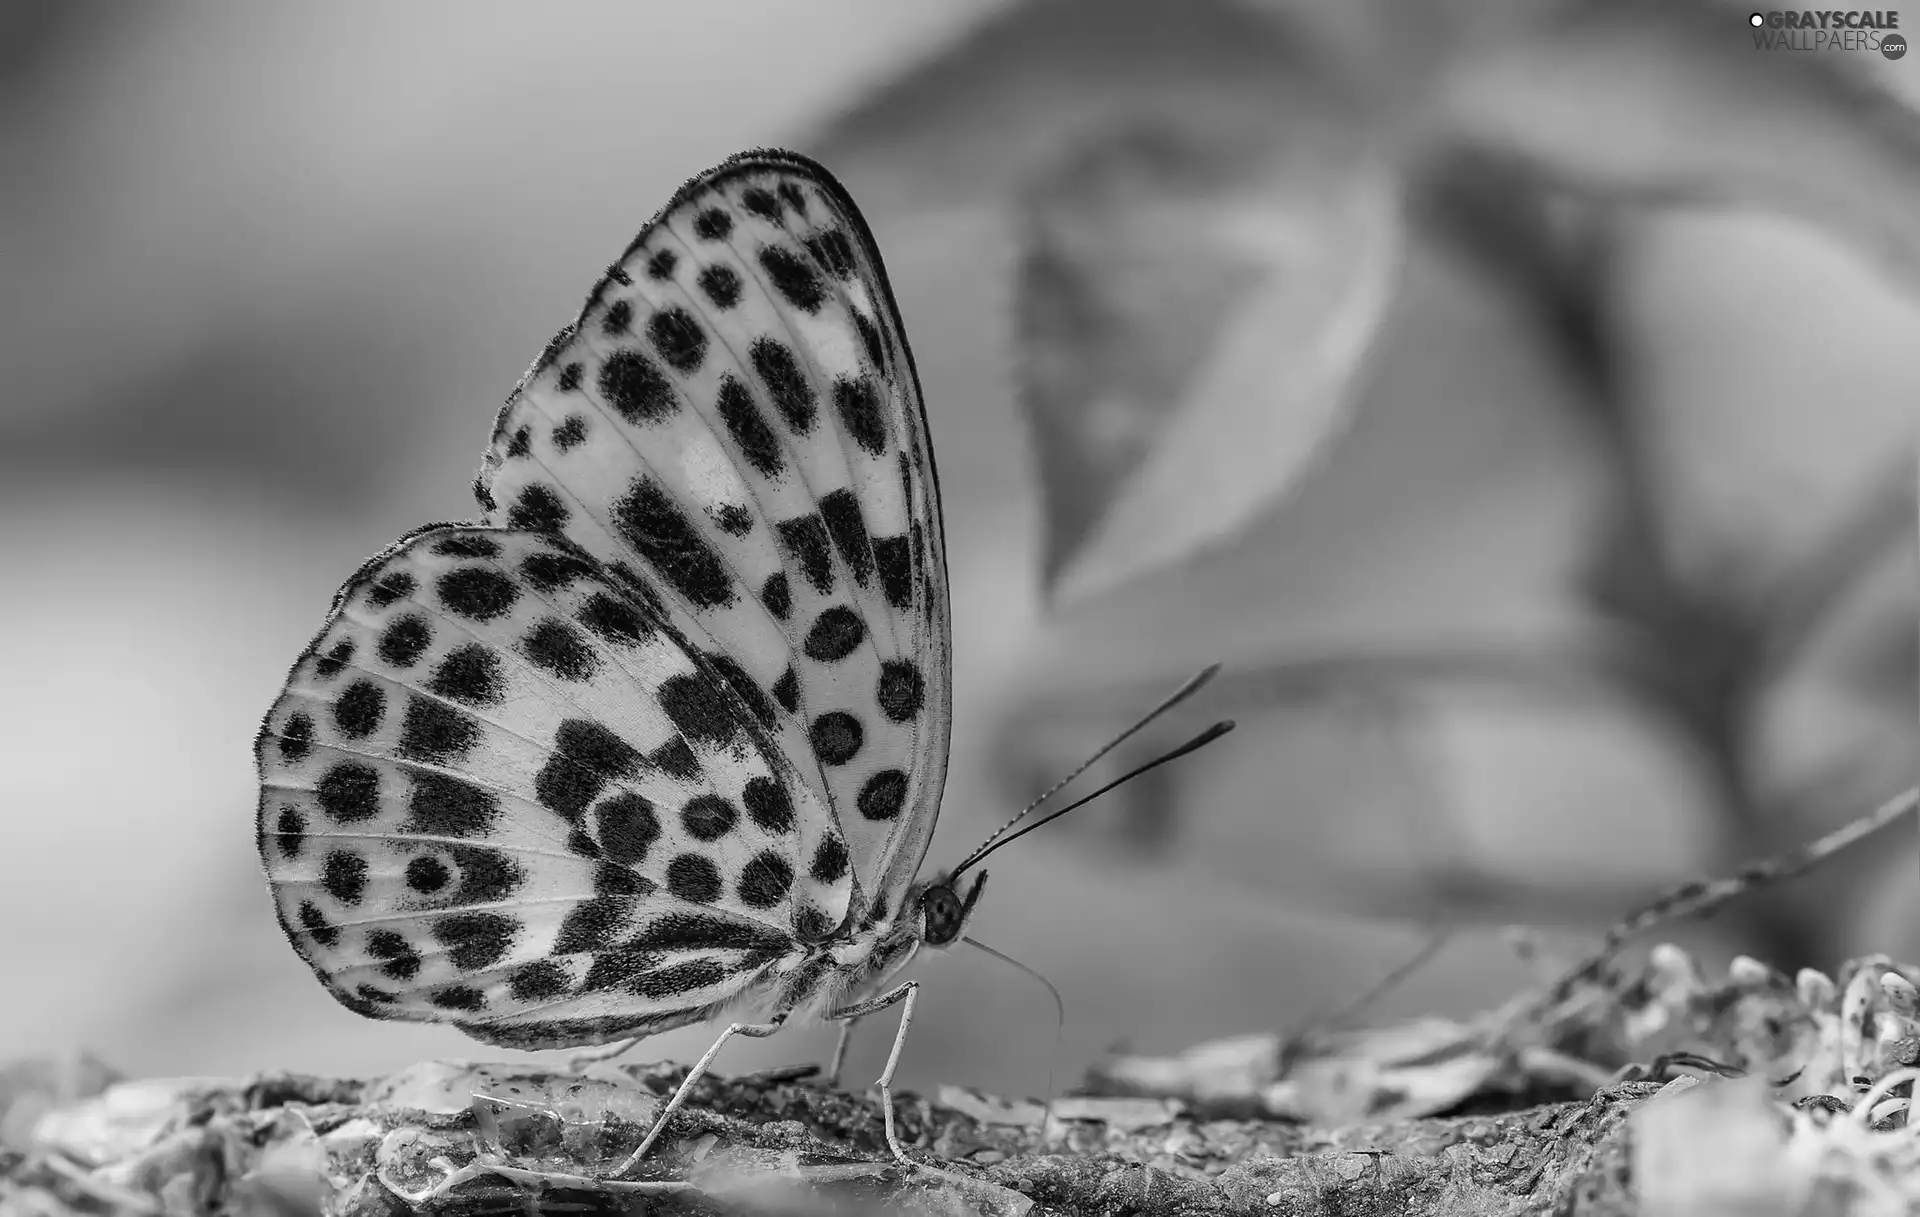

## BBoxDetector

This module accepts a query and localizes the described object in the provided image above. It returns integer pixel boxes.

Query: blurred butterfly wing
[255,525,848,1048]
[477,151,953,927]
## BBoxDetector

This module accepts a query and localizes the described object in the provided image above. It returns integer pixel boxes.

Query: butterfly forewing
[257,151,954,1047]
[477,151,952,926]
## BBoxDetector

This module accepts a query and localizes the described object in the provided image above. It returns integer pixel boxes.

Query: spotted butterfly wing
[256,150,952,1048]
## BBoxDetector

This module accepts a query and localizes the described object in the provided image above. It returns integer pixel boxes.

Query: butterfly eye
[919,885,965,946]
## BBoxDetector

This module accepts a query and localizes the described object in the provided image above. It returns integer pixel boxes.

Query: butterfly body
[255,151,972,1067]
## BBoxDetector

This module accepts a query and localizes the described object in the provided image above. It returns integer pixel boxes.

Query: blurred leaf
[1018,121,1399,603]
[810,0,1358,217]
[1438,0,1920,279]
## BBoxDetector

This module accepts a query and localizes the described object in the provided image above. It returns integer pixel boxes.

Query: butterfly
[255,148,1227,1172]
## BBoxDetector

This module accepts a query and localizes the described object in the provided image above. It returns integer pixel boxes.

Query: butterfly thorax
[776,870,986,1024]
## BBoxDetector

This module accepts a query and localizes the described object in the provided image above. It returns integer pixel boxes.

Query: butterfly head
[914,870,988,948]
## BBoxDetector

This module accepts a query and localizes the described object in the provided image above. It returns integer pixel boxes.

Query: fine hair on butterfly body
[253,147,1228,1172]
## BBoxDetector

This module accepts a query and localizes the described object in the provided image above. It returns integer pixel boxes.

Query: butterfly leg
[611,1014,787,1177]
[829,981,919,1163]
[826,1018,860,1089]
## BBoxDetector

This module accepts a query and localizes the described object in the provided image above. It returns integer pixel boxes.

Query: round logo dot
[1748,11,1765,26]
[1883,32,1908,59]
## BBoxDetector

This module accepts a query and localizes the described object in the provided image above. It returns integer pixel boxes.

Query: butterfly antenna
[955,664,1225,873]
[953,720,1235,875]
[962,936,1065,1123]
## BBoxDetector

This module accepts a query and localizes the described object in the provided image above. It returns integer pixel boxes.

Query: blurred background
[0,0,1915,1100]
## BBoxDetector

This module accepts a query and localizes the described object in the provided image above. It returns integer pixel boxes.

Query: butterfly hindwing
[476,150,953,928]
[255,525,853,1044]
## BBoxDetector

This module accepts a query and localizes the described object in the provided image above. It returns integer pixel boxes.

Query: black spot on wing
[810,835,849,884]
[509,960,571,1001]
[367,930,420,980]
[873,535,912,611]
[693,208,732,240]
[793,905,835,943]
[426,644,504,706]
[646,737,701,781]
[536,719,641,823]
[743,777,793,833]
[596,792,661,866]
[645,249,677,280]
[741,187,780,220]
[601,299,633,337]
[809,712,863,766]
[406,856,449,893]
[377,615,431,668]
[582,946,667,993]
[432,533,499,560]
[858,769,909,821]
[596,861,650,895]
[632,958,727,1000]
[396,698,481,764]
[698,264,742,309]
[507,483,569,532]
[716,375,783,478]
[666,854,723,904]
[631,913,792,957]
[437,568,518,622]
[447,844,525,903]
[738,851,793,909]
[332,680,384,738]
[833,375,888,456]
[761,572,792,621]
[750,337,816,433]
[367,572,416,609]
[430,985,486,1012]
[298,901,338,947]
[776,514,834,595]
[805,228,856,279]
[819,489,874,587]
[598,349,678,424]
[853,308,884,369]
[555,895,635,954]
[577,591,652,646]
[657,672,740,746]
[713,504,753,537]
[680,794,737,842]
[771,667,800,714]
[612,479,734,609]
[273,806,305,858]
[878,659,925,722]
[317,763,379,823]
[434,535,502,560]
[521,619,598,682]
[552,413,588,450]
[322,851,366,905]
[432,911,518,972]
[803,606,865,662]
[278,713,313,762]
[759,246,824,313]
[685,654,767,733]
[521,549,596,594]
[648,306,707,374]
[404,772,500,837]
[314,639,353,679]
